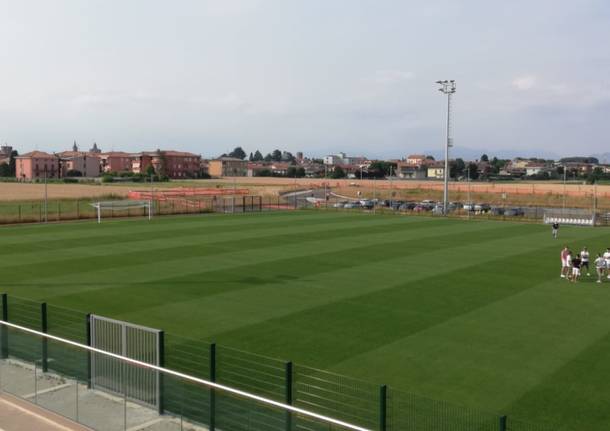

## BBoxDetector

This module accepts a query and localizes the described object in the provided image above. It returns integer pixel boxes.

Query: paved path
[0,394,90,431]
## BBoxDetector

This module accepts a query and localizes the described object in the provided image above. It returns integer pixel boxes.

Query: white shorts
[562,259,568,268]
[572,267,580,276]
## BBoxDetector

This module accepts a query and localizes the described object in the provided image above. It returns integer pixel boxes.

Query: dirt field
[2,178,609,208]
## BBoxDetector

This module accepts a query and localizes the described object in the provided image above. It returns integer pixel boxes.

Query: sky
[1,0,610,160]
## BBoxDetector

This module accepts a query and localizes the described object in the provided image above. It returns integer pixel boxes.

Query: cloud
[369,69,415,85]
[512,75,537,90]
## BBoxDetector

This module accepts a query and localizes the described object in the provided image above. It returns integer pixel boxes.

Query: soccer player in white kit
[604,248,610,279]
[580,247,590,277]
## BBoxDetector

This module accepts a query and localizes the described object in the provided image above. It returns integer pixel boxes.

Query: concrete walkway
[0,393,91,431]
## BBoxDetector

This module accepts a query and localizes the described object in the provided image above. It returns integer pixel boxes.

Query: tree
[287,166,306,178]
[368,161,397,177]
[0,163,10,177]
[480,154,489,162]
[587,167,604,184]
[252,150,264,161]
[229,147,247,160]
[466,162,479,180]
[271,149,282,161]
[263,153,272,162]
[450,158,465,179]
[425,155,435,160]
[9,150,18,176]
[282,151,296,162]
[248,152,254,161]
[145,164,156,176]
[331,166,346,179]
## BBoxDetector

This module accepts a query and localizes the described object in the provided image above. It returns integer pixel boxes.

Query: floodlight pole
[44,166,48,223]
[437,80,456,216]
[562,166,567,210]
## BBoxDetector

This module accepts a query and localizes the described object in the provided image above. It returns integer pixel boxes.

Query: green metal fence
[0,294,560,431]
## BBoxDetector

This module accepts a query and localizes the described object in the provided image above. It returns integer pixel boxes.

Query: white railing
[0,319,371,431]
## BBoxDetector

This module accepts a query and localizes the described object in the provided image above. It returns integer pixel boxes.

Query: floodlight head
[435,80,443,84]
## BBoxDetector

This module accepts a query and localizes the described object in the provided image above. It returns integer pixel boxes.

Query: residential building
[133,150,201,178]
[15,151,60,180]
[323,152,367,166]
[427,162,445,179]
[208,157,248,177]
[396,161,427,179]
[98,152,133,173]
[405,154,427,166]
[525,163,552,176]
[247,162,269,177]
[57,151,101,177]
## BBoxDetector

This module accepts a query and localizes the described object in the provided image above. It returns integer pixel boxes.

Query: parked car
[463,203,475,212]
[474,203,491,213]
[489,207,505,216]
[333,201,347,208]
[391,201,404,210]
[432,205,445,214]
[504,207,524,216]
[343,202,359,209]
[360,200,374,209]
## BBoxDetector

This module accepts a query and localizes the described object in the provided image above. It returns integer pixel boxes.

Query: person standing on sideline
[561,246,570,278]
[552,222,559,239]
[580,247,590,277]
[595,253,606,283]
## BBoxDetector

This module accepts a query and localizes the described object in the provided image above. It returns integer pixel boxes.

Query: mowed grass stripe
[0,213,429,267]
[39,221,534,312]
[82,225,565,342]
[1,216,507,299]
[0,211,375,244]
[0,211,367,247]
[0,216,458,281]
[204,231,596,367]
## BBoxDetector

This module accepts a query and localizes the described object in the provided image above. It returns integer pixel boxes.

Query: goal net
[90,200,152,223]
[543,208,595,226]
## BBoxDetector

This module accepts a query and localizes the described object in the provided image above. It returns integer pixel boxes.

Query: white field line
[0,320,371,431]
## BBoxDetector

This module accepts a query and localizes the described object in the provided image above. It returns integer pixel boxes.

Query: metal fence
[308,196,610,226]
[0,320,362,431]
[0,294,559,431]
[0,195,297,225]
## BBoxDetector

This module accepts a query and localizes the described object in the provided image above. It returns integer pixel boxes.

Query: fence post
[86,313,92,389]
[18,204,21,222]
[379,385,387,431]
[77,200,80,219]
[41,302,48,372]
[1,294,7,359]
[158,330,165,415]
[499,415,507,431]
[285,361,293,431]
[209,343,216,431]
[242,196,246,213]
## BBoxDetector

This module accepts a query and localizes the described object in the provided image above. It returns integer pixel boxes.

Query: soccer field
[1,211,610,430]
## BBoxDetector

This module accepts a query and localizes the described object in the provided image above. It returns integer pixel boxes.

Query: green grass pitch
[1,211,610,430]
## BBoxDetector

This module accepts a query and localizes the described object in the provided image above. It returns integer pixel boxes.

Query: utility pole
[467,165,471,220]
[436,80,456,216]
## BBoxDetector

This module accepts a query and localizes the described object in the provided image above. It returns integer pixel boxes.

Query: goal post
[90,200,152,223]
[543,208,596,226]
